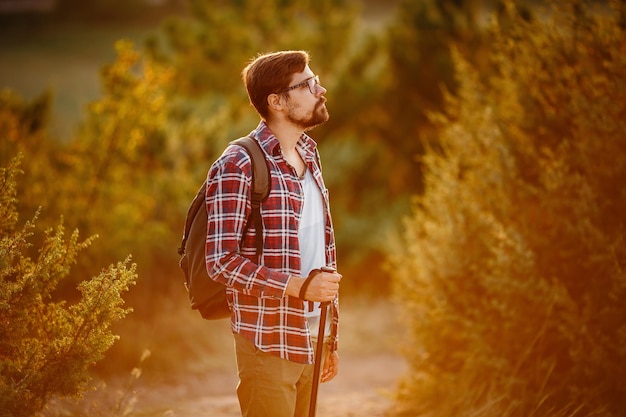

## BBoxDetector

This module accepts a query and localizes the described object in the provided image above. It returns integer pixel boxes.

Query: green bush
[0,156,137,417]
[390,1,626,416]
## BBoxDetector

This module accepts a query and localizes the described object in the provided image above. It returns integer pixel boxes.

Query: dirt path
[136,353,406,417]
[41,300,407,417]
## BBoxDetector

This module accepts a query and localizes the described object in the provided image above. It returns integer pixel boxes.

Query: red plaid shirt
[205,121,338,364]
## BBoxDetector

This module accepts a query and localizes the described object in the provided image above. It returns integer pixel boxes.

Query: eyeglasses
[277,75,320,95]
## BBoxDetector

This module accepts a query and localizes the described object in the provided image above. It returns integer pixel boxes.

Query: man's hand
[321,350,339,383]
[286,270,342,302]
[303,269,342,302]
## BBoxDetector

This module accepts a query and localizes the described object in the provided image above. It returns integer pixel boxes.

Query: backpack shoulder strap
[231,136,270,259]
[231,136,270,204]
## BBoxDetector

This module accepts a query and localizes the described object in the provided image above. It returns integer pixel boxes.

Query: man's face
[284,66,329,131]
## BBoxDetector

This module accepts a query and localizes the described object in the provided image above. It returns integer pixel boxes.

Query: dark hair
[242,50,310,120]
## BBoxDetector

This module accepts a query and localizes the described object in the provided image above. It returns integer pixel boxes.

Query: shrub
[390,1,626,416]
[0,156,137,417]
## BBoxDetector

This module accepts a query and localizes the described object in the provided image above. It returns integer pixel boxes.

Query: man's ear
[267,93,284,111]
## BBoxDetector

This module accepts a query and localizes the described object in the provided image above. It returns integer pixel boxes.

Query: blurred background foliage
[1,0,625,415]
[391,1,626,416]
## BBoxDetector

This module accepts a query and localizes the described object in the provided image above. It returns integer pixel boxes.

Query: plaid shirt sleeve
[205,122,338,364]
[205,145,290,299]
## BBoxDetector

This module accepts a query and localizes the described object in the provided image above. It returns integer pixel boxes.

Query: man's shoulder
[218,143,254,168]
[206,144,254,186]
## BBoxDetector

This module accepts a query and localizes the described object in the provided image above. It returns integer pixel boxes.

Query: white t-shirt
[298,169,330,338]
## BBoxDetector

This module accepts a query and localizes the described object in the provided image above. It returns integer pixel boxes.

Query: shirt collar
[251,121,318,160]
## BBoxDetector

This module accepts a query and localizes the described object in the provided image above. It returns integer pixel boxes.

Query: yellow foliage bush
[391,1,626,416]
[0,157,137,417]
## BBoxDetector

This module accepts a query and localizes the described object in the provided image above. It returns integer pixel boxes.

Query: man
[205,50,342,417]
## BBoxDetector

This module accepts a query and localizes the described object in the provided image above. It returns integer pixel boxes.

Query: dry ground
[42,298,408,417]
[134,298,407,416]
[135,352,406,417]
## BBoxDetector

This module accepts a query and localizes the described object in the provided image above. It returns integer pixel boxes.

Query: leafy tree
[376,0,503,194]
[2,43,174,297]
[0,156,137,417]
[57,40,179,277]
[391,1,626,416]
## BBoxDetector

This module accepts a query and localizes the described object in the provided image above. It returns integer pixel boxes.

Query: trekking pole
[309,266,336,417]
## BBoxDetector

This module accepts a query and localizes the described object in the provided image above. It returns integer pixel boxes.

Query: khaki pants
[234,332,325,417]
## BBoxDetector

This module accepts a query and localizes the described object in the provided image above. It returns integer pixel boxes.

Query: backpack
[177,136,270,319]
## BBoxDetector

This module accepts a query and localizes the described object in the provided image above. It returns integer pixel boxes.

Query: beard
[287,99,329,131]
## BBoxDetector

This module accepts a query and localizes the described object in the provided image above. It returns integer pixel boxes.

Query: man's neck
[266,119,303,153]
